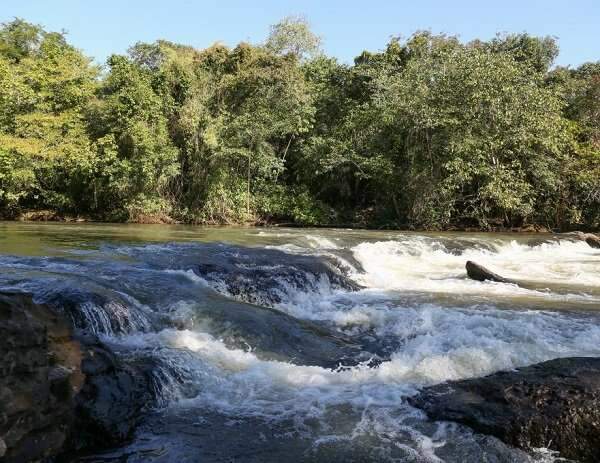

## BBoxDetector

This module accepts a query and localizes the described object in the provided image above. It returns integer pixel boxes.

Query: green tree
[0,18,597,230]
[86,54,179,220]
[0,19,97,215]
[265,16,322,61]
[486,33,559,73]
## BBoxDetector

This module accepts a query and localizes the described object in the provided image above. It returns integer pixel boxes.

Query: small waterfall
[69,298,152,335]
[36,287,154,336]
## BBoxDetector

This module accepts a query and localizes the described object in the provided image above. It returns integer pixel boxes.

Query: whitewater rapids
[1,224,599,462]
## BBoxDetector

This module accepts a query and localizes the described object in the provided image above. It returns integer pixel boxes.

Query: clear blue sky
[2,0,598,67]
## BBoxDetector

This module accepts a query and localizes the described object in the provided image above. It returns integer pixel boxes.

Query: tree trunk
[247,156,251,217]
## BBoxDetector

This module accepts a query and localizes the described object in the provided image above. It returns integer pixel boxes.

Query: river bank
[4,210,594,234]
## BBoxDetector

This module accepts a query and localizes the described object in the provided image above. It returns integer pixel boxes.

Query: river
[1,222,599,462]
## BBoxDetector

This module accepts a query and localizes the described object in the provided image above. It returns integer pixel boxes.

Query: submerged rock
[195,295,365,368]
[409,357,600,462]
[465,261,513,283]
[40,284,154,335]
[192,245,362,307]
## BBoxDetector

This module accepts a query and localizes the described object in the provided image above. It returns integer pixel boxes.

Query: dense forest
[0,17,598,229]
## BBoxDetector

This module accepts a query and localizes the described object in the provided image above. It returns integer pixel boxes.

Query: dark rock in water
[465,261,513,283]
[122,242,362,307]
[0,291,163,461]
[0,291,84,463]
[69,335,160,451]
[560,231,600,248]
[187,245,362,307]
[195,257,360,307]
[560,231,588,238]
[586,234,600,249]
[409,357,600,463]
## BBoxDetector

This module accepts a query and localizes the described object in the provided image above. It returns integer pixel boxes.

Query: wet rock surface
[68,335,162,453]
[0,291,83,463]
[465,260,514,283]
[193,247,361,307]
[119,242,362,308]
[562,231,600,249]
[586,234,600,249]
[409,356,600,462]
[192,294,366,368]
[39,283,154,335]
[0,292,161,461]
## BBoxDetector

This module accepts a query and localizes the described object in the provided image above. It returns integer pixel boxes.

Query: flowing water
[1,222,600,462]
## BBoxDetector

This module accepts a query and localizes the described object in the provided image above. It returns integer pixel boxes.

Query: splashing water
[1,223,598,462]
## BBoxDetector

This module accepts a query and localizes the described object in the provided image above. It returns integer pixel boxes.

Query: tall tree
[265,16,322,61]
[0,19,97,215]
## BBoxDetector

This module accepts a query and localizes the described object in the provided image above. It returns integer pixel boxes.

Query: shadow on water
[71,407,532,463]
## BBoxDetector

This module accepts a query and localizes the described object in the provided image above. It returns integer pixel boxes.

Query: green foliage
[375,37,568,228]
[0,18,42,62]
[253,183,329,225]
[85,53,179,220]
[0,19,98,214]
[265,16,322,61]
[298,32,592,230]
[0,19,598,230]
[486,33,559,73]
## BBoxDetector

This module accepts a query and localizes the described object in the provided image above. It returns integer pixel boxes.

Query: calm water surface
[1,222,599,462]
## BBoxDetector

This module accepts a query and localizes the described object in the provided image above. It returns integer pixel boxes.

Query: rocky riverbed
[5,291,600,462]
[2,223,600,462]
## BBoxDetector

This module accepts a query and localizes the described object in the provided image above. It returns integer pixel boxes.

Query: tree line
[0,17,598,229]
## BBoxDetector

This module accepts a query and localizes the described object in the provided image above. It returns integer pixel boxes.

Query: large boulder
[0,292,83,463]
[0,292,161,461]
[561,231,600,248]
[68,335,161,452]
[409,357,600,462]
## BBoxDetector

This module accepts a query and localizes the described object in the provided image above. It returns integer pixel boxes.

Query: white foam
[163,268,210,286]
[351,238,600,302]
[303,234,341,250]
[77,233,600,461]
[106,303,600,461]
[203,236,600,326]
[117,298,600,411]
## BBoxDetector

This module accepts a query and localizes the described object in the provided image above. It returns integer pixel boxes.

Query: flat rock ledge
[408,357,600,462]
